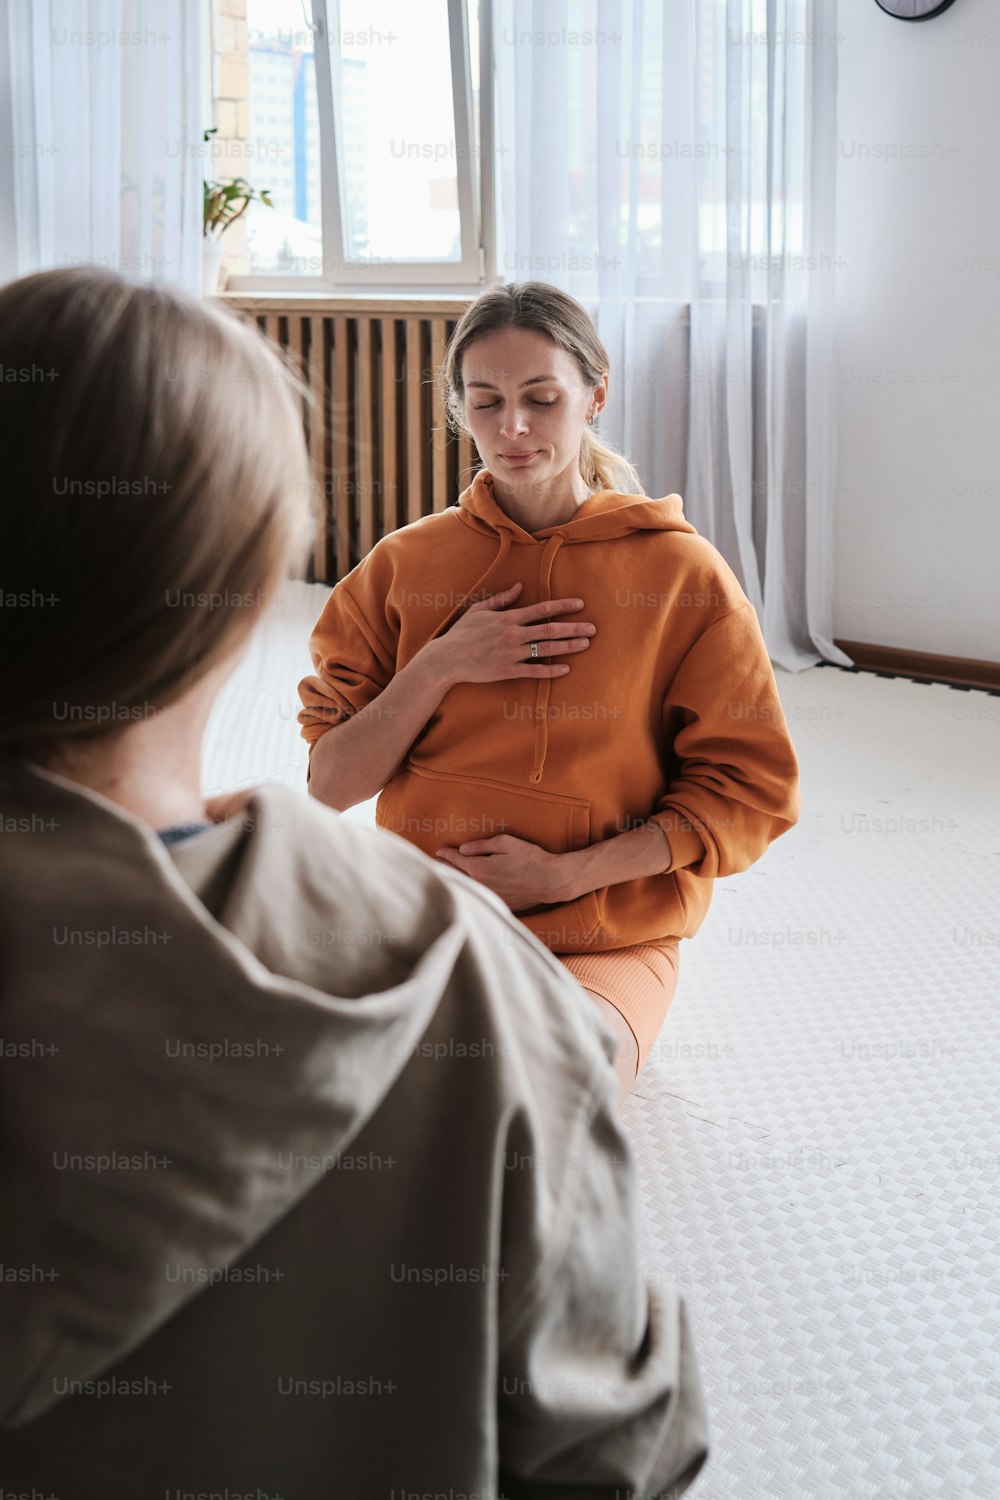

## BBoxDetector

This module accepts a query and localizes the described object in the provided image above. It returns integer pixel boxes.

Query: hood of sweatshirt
[439,470,698,783]
[458,468,696,549]
[0,755,467,1428]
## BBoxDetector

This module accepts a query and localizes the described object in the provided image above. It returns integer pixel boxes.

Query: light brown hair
[442,281,644,495]
[0,267,312,753]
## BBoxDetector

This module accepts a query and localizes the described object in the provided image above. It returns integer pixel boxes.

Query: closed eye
[471,398,558,410]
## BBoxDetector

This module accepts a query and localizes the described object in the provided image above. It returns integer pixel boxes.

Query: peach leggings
[558,939,681,1073]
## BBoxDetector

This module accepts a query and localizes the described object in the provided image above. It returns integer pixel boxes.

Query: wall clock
[874,0,958,17]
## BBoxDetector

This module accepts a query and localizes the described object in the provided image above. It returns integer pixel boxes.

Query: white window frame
[224,0,494,294]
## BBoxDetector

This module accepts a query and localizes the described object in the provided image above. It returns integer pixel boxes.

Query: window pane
[243,0,323,275]
[336,0,462,264]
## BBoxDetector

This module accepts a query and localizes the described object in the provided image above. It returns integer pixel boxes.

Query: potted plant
[202,127,274,294]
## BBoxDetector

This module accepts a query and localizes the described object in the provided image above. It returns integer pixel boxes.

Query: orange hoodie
[299,469,801,954]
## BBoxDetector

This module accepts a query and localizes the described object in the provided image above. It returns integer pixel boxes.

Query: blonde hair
[0,267,313,753]
[442,281,644,496]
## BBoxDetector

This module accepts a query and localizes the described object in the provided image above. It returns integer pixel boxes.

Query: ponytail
[579,425,644,496]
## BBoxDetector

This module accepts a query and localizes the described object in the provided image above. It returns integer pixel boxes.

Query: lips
[500,451,538,465]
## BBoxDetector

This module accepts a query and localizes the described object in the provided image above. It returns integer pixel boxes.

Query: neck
[488,463,593,532]
[33,675,222,832]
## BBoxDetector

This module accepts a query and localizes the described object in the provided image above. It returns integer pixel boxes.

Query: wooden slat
[405,318,424,524]
[286,313,306,381]
[307,316,329,581]
[356,316,375,560]
[380,318,399,535]
[429,318,448,512]
[331,315,351,581]
[285,314,315,578]
[261,313,281,352]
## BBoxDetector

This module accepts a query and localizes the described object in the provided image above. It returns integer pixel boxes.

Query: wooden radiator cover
[220,295,479,584]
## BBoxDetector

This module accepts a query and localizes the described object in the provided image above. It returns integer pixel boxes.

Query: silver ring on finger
[529,641,540,660]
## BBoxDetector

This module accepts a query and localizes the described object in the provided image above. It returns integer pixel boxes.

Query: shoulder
[634,526,749,615]
[229,784,463,977]
[327,510,466,611]
[352,509,464,573]
[233,785,614,1087]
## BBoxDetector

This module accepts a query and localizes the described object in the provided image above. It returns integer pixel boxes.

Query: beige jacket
[0,754,708,1497]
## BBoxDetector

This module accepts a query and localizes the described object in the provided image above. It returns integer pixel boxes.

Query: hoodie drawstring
[427,527,514,643]
[529,534,566,784]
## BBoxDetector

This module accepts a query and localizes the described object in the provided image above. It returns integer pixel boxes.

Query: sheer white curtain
[492,0,848,668]
[686,0,848,666]
[1,0,204,295]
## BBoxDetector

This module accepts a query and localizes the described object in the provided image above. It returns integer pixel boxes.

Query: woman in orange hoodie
[299,282,801,1100]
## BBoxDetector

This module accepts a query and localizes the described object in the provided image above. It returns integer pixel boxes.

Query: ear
[589,372,610,421]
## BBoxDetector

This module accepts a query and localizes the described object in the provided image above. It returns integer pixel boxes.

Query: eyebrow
[464,375,560,390]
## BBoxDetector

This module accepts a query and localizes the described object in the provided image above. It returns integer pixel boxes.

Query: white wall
[835,0,1000,662]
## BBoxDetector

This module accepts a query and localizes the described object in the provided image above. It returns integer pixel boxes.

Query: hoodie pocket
[375,762,602,945]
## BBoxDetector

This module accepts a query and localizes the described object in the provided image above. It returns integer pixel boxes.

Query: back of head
[443,280,645,496]
[0,267,312,757]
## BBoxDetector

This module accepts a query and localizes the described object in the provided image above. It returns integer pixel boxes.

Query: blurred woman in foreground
[0,267,708,1497]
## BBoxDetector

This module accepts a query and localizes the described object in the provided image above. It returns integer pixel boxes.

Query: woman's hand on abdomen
[433,832,572,911]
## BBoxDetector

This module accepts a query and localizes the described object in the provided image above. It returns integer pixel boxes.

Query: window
[213,0,488,290]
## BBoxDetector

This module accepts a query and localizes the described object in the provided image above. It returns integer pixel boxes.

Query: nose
[498,405,529,440]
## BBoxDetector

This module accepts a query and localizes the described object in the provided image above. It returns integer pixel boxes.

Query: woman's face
[461,327,605,493]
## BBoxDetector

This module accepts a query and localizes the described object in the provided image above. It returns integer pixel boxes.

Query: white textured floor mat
[203,582,1000,1498]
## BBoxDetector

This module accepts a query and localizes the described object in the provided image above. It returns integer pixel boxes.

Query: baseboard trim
[832,639,1000,693]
